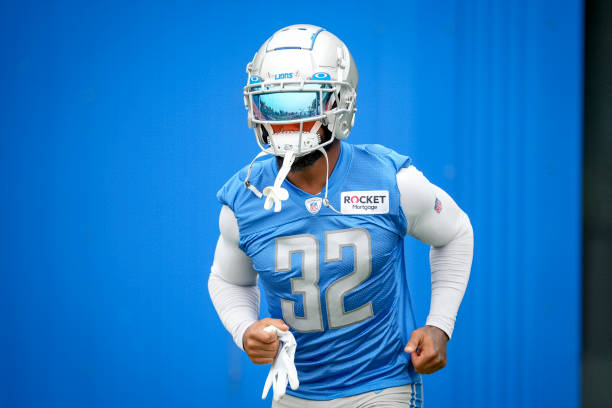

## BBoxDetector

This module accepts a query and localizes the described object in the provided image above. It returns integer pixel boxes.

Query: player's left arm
[397,165,474,374]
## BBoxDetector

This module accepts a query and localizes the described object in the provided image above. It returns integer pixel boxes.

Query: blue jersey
[217,142,422,399]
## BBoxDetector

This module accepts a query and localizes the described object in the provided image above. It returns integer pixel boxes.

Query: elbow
[431,212,473,250]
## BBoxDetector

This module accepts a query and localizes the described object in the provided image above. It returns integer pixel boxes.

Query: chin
[291,150,325,171]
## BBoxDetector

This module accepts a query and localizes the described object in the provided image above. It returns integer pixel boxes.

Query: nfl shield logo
[305,197,322,214]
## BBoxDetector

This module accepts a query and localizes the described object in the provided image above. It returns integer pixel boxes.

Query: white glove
[261,325,299,401]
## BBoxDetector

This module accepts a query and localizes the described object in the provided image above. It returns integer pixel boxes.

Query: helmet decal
[312,72,331,81]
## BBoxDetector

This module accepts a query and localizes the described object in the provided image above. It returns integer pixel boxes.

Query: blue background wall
[1,1,582,407]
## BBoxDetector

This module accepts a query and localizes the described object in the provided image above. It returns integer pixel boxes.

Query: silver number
[275,229,374,332]
[325,228,373,329]
[275,235,324,332]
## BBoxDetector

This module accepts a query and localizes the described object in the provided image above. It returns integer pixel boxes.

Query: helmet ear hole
[341,121,350,137]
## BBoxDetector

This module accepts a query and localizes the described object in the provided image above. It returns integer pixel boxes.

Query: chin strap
[244,151,269,198]
[262,150,295,212]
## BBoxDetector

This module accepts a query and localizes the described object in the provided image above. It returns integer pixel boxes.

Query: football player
[209,24,473,407]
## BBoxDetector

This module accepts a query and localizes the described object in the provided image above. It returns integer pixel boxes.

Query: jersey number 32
[275,228,373,332]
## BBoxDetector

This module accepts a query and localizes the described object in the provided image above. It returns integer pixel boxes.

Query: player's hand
[243,318,289,365]
[404,325,449,374]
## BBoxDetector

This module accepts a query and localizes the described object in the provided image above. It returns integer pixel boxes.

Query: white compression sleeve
[208,205,260,350]
[397,166,474,339]
[427,212,473,338]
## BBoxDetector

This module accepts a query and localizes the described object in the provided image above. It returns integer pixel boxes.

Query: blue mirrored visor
[252,85,333,121]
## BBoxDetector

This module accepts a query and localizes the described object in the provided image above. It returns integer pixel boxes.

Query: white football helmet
[244,24,358,158]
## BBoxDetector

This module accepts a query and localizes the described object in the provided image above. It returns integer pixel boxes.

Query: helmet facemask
[245,79,355,158]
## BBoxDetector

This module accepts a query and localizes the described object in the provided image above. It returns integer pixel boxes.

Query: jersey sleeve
[396,166,474,339]
[208,205,260,350]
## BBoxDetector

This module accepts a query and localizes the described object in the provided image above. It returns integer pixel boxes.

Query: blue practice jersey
[217,142,422,399]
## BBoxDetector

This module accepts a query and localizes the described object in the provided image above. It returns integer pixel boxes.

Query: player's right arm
[208,205,287,364]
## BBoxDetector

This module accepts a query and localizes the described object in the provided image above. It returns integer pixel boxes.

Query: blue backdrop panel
[0,1,581,407]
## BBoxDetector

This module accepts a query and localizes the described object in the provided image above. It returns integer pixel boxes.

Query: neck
[286,140,341,195]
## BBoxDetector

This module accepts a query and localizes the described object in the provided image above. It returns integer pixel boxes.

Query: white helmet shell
[244,25,358,157]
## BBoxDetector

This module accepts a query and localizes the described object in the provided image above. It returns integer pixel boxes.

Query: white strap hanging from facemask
[262,150,295,213]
